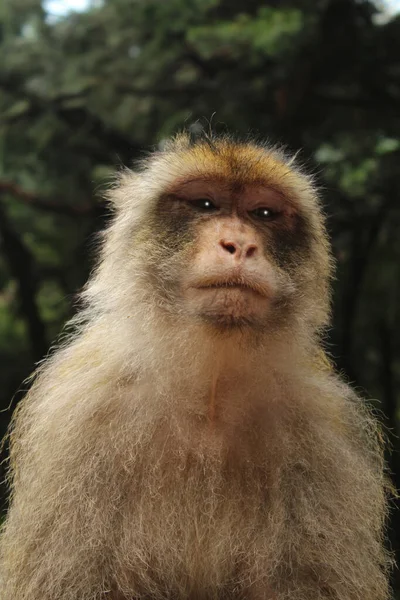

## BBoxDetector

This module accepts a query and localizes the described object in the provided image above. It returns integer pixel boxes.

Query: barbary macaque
[0,133,391,600]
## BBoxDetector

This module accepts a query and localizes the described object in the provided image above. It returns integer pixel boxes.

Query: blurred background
[0,0,399,595]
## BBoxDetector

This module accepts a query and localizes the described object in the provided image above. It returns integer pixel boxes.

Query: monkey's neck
[125,319,311,427]
[208,364,219,425]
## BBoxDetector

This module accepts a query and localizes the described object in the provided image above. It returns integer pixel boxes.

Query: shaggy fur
[0,134,391,599]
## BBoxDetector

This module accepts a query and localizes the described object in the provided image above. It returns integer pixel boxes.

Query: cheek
[140,209,199,293]
[149,206,196,252]
[264,215,313,272]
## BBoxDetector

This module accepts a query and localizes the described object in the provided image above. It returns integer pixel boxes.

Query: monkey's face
[148,178,316,331]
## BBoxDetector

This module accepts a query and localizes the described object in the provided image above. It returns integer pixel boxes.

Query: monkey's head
[94,134,332,338]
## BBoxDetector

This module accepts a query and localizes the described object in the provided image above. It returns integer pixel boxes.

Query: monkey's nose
[219,240,258,259]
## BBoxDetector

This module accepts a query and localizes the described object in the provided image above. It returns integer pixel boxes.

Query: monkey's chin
[187,287,270,330]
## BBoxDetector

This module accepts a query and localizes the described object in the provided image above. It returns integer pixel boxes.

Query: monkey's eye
[251,207,279,221]
[190,198,219,213]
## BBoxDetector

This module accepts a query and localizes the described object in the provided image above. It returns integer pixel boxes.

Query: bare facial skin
[149,179,306,333]
[175,181,293,328]
[0,133,391,600]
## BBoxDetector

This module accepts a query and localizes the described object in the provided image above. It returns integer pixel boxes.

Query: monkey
[0,132,392,600]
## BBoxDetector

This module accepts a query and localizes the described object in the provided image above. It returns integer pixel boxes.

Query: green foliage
[187,8,305,61]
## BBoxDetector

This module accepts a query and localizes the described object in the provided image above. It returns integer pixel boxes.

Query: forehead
[142,138,318,213]
[167,179,290,213]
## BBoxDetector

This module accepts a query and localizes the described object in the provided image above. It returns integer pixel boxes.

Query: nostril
[225,243,236,255]
[245,245,257,258]
[220,241,237,255]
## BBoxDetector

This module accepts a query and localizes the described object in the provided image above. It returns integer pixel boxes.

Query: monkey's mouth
[194,278,269,298]
[183,274,274,329]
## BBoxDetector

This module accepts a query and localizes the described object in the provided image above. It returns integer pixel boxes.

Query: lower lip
[197,285,260,295]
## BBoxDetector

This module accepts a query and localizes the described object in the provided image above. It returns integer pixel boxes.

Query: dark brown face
[144,178,314,330]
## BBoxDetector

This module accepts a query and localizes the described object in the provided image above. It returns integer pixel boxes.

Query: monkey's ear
[106,169,141,210]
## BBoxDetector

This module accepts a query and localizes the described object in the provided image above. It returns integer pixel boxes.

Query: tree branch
[0,181,95,216]
[0,74,141,164]
[0,201,47,361]
[338,197,393,380]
